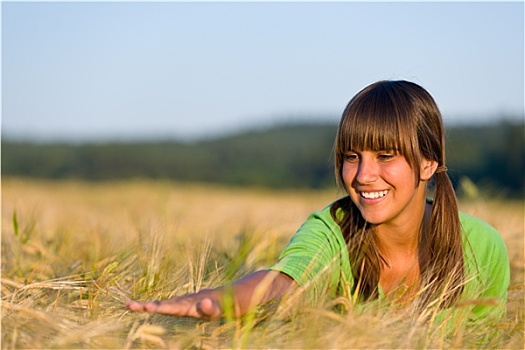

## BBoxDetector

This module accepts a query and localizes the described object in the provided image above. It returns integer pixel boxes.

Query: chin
[358,212,384,225]
[362,218,382,225]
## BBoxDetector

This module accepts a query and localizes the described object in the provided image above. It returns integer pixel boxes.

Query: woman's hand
[125,289,222,320]
[124,270,296,320]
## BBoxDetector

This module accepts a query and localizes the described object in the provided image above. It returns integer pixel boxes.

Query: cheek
[384,162,418,187]
[341,163,357,186]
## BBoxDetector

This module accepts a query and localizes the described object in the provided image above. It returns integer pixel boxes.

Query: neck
[375,200,430,258]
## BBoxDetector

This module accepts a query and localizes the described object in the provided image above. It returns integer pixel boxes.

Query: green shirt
[269,199,510,324]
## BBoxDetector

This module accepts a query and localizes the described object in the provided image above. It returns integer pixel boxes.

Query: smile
[360,190,389,199]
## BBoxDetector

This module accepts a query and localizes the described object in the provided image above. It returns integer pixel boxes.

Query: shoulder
[459,211,509,279]
[297,199,343,233]
[459,211,506,248]
[283,198,349,262]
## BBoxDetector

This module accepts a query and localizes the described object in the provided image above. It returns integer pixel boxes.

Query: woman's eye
[378,153,395,161]
[344,153,358,162]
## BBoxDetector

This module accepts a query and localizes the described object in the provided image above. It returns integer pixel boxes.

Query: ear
[420,159,438,181]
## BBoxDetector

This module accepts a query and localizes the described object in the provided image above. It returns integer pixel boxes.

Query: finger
[125,300,164,313]
[143,299,196,317]
[142,300,162,312]
[124,300,148,312]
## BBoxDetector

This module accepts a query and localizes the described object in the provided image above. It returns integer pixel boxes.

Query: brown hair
[330,80,464,309]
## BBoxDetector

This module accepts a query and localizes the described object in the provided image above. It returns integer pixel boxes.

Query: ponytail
[421,168,464,308]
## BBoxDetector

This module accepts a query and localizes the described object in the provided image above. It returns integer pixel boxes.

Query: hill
[2,120,523,195]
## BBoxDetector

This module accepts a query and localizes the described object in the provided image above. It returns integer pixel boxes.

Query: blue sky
[2,1,524,141]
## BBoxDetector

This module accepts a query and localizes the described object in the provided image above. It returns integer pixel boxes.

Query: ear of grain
[1,177,523,348]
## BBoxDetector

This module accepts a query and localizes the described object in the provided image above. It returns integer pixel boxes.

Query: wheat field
[1,177,523,349]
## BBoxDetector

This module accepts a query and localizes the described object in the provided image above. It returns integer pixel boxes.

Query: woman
[125,80,509,325]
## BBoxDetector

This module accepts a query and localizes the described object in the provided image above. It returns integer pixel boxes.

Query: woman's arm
[124,270,297,320]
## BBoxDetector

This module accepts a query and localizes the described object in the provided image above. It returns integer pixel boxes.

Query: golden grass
[2,177,523,349]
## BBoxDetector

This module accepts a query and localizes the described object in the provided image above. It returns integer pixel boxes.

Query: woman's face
[342,150,433,228]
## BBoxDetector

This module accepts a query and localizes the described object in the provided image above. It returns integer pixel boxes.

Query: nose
[355,156,378,185]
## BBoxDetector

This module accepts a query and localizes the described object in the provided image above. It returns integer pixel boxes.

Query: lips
[360,190,389,199]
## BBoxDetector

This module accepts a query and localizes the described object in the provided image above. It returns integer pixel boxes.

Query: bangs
[339,107,404,154]
[337,84,418,161]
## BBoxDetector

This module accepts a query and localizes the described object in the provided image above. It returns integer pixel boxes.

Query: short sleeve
[268,207,351,303]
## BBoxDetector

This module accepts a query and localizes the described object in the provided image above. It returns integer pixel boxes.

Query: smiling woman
[125,80,510,344]
[329,81,466,307]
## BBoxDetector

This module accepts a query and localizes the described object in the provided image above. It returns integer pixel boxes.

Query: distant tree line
[2,120,524,196]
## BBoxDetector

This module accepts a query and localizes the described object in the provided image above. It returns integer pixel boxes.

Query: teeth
[361,190,388,199]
